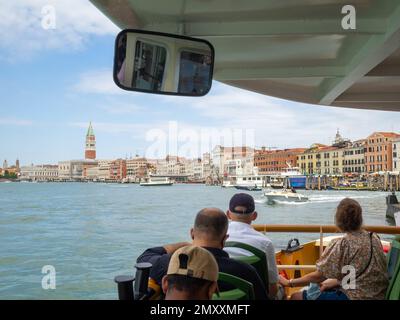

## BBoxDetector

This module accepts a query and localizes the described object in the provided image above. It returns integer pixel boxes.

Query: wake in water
[255,191,388,206]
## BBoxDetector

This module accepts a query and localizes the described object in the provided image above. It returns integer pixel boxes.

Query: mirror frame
[113,28,215,96]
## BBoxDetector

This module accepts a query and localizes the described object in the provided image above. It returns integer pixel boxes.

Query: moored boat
[139,176,174,186]
[234,185,262,191]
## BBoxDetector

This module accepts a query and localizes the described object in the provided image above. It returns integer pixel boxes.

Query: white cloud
[165,82,400,149]
[0,0,119,61]
[0,118,33,126]
[74,69,123,95]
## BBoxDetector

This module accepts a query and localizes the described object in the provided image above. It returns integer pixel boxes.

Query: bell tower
[85,122,96,160]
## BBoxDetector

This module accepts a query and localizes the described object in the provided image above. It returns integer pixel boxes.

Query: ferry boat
[114,224,400,300]
[91,0,400,301]
[235,174,266,189]
[139,176,174,186]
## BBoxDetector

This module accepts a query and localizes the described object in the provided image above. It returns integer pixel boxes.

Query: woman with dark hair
[279,198,389,300]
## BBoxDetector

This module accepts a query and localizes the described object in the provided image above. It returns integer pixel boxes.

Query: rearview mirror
[113,29,214,96]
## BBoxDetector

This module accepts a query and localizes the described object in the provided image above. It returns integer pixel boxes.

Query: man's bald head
[193,208,228,242]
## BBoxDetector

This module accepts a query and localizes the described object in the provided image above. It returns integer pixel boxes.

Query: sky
[1,0,400,166]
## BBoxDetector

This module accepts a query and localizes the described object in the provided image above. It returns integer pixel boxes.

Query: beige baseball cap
[167,245,219,282]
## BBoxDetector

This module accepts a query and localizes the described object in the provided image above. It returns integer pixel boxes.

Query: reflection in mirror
[114,30,214,96]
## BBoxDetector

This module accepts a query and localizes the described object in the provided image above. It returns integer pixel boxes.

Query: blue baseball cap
[229,193,255,214]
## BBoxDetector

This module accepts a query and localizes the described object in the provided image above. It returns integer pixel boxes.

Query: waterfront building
[184,158,203,180]
[97,160,112,181]
[211,145,254,176]
[85,165,100,181]
[343,140,366,174]
[126,157,148,180]
[297,144,344,175]
[364,132,400,173]
[297,144,327,175]
[109,159,127,181]
[202,152,212,180]
[1,161,20,176]
[254,147,306,175]
[85,122,96,160]
[58,159,98,181]
[19,165,58,181]
[392,137,400,173]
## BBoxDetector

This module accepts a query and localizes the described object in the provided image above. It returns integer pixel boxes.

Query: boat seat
[386,238,400,300]
[225,241,269,289]
[212,272,255,300]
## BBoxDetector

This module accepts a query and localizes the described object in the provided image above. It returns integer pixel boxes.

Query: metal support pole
[114,275,135,300]
[133,262,152,300]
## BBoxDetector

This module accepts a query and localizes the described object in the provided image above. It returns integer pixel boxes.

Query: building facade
[109,159,127,181]
[211,146,254,176]
[58,160,98,181]
[343,140,366,174]
[364,132,400,173]
[19,165,59,181]
[297,144,344,175]
[254,148,305,175]
[126,157,148,179]
[392,138,400,172]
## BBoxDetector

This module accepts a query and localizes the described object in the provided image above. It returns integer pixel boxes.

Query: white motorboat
[139,176,174,186]
[264,189,309,204]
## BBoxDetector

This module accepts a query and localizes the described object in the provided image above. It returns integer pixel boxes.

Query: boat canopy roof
[91,0,400,111]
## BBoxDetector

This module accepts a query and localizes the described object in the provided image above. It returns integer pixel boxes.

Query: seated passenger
[137,207,268,300]
[224,193,279,298]
[162,245,218,300]
[279,198,389,300]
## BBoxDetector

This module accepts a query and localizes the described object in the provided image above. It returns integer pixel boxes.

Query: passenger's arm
[163,242,191,254]
[279,271,326,288]
[320,278,341,292]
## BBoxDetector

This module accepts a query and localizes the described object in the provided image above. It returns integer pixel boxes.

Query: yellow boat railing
[251,224,400,272]
[253,224,400,234]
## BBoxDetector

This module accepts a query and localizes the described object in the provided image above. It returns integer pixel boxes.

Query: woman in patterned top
[279,198,389,300]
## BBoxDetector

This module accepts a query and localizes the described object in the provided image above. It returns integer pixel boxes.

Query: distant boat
[139,176,174,186]
[264,189,309,204]
[235,174,264,188]
[234,185,262,191]
[221,180,236,188]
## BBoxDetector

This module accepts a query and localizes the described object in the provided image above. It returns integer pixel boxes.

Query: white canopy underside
[91,0,400,111]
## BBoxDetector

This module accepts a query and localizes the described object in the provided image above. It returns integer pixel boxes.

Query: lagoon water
[0,182,395,299]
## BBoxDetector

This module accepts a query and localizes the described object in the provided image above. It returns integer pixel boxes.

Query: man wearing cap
[225,193,279,299]
[137,207,268,300]
[162,245,219,300]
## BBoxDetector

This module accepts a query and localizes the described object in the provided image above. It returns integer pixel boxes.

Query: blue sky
[1,0,400,166]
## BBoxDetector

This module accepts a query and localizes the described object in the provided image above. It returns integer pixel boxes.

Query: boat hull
[265,192,309,204]
[234,185,262,191]
[139,183,173,186]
